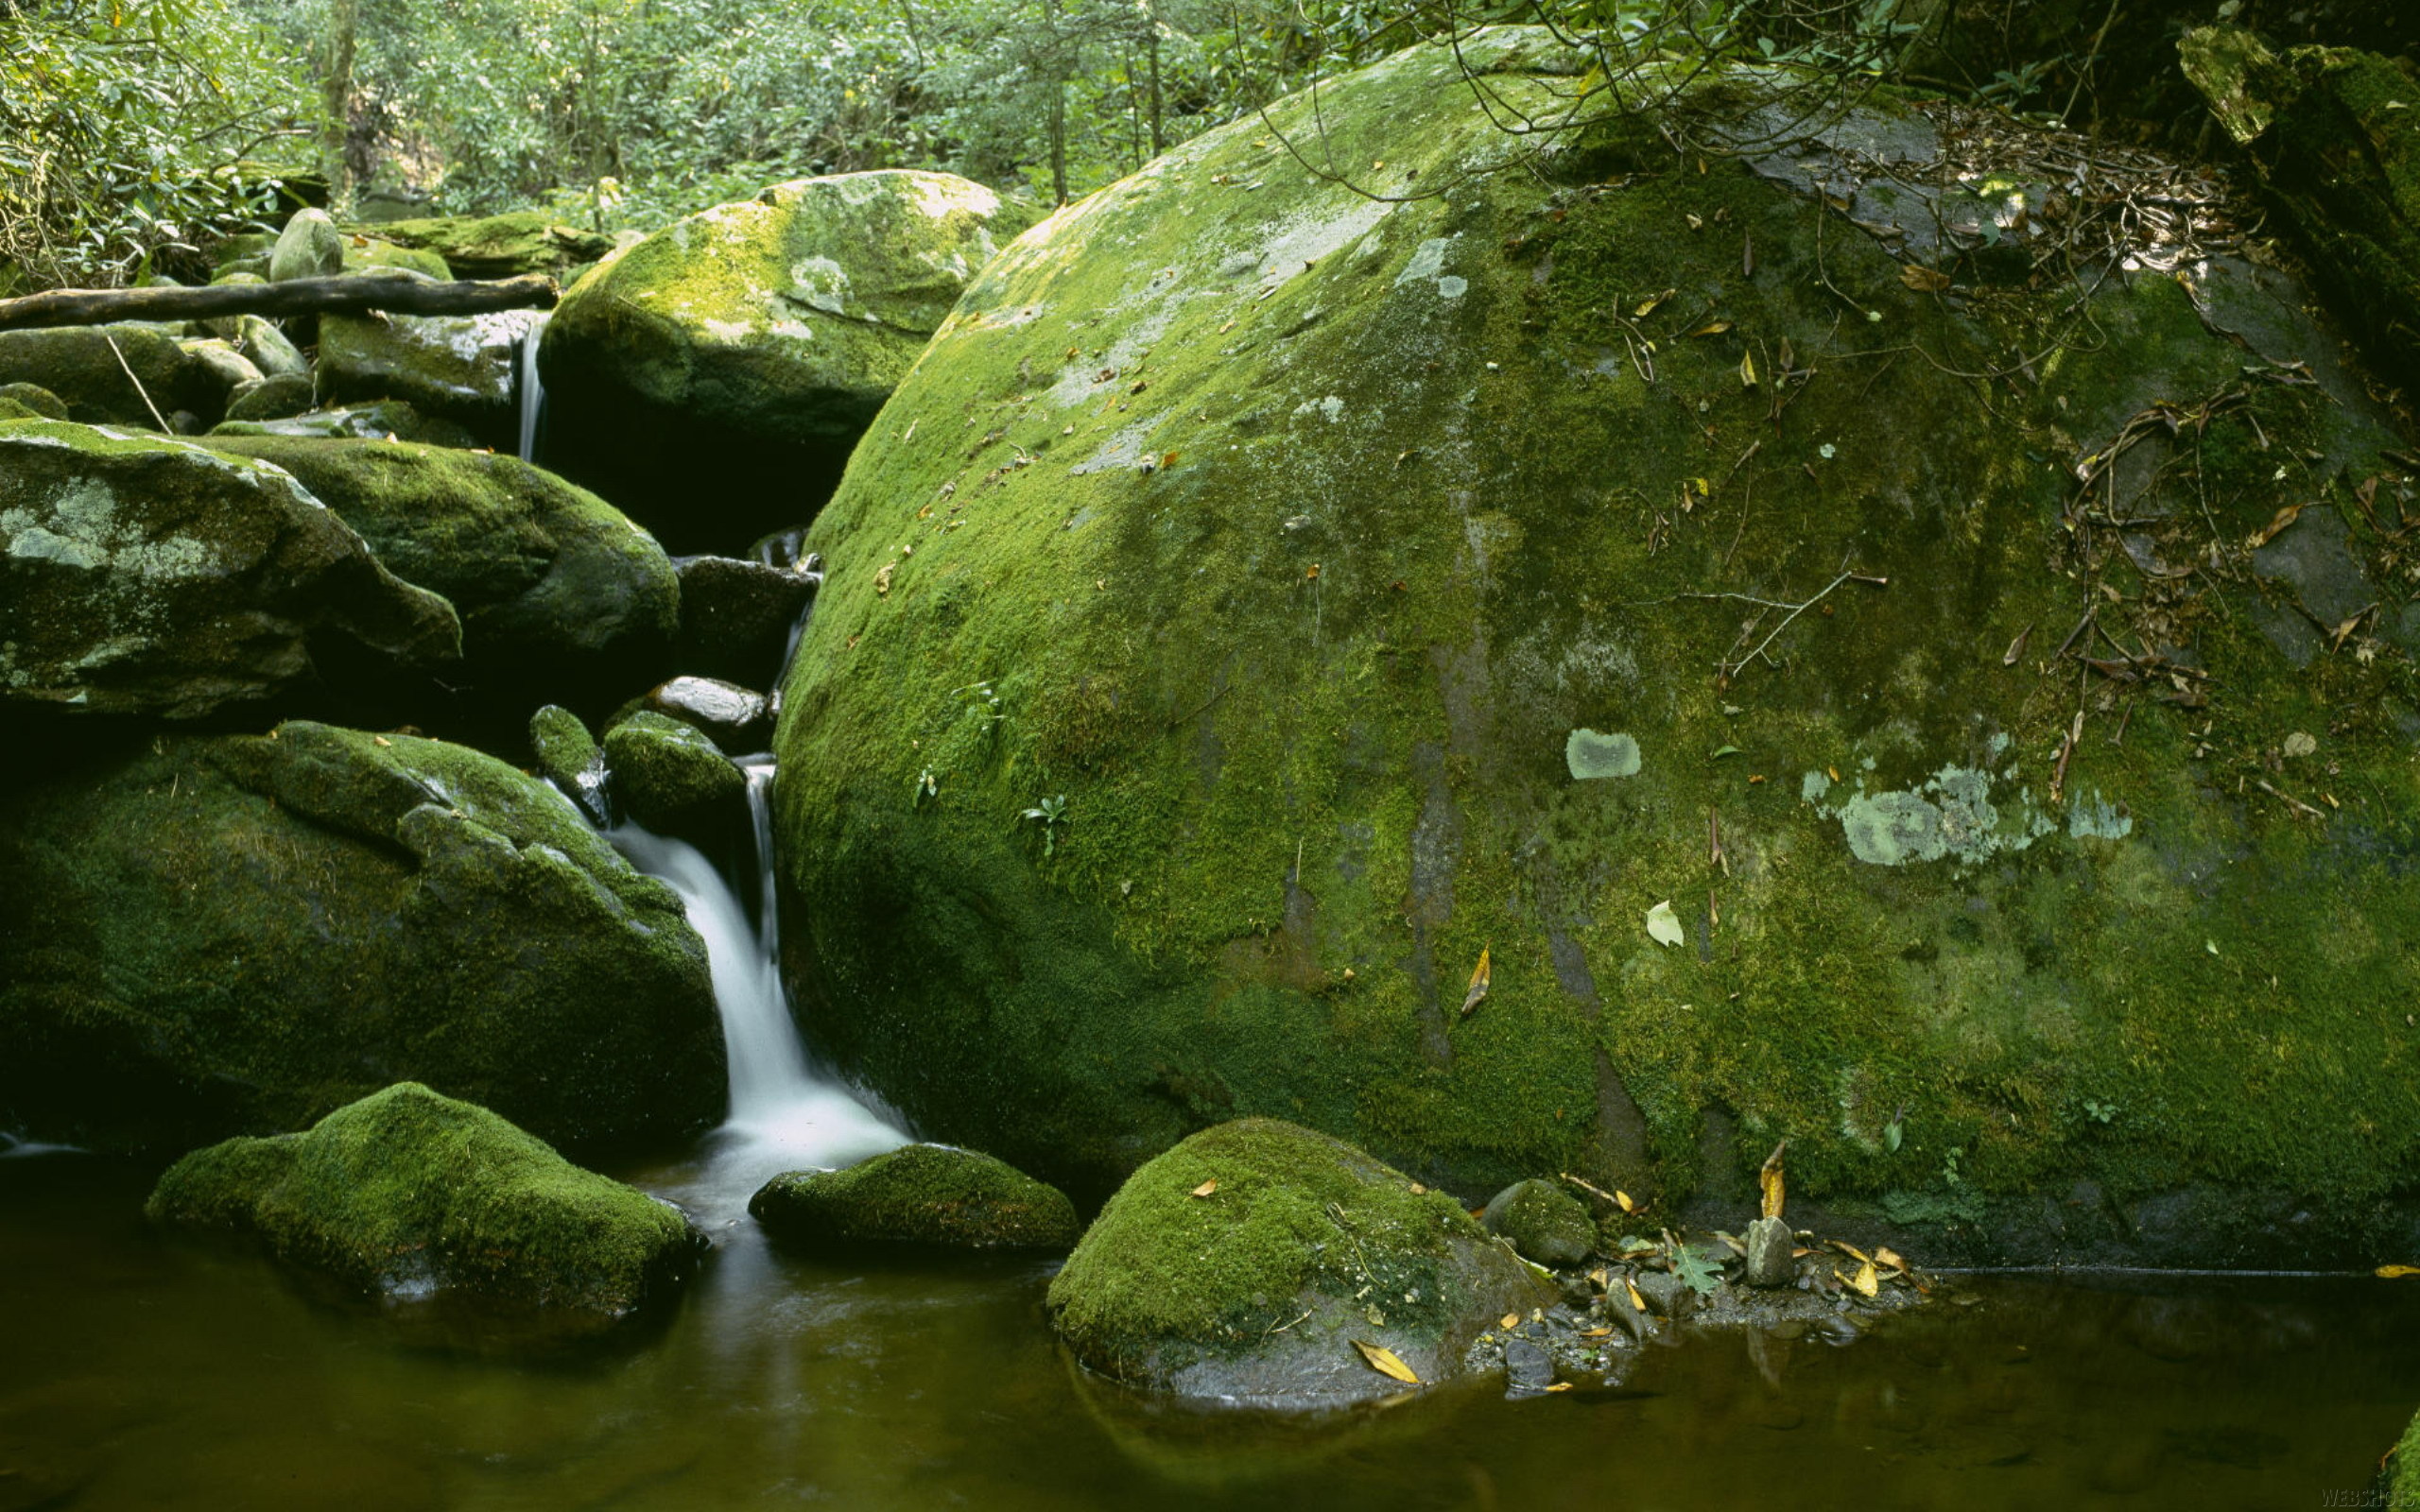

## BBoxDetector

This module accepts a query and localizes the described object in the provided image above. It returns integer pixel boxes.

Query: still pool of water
[5,1149,2415,1512]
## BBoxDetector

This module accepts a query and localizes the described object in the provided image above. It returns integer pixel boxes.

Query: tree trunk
[320,0,360,208]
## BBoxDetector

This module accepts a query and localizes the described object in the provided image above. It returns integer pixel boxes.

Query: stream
[4,764,2418,1509]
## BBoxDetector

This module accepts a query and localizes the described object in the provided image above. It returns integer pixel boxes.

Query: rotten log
[0,273,558,334]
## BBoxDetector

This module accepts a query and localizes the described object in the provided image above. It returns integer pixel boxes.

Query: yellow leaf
[1624,1278,1649,1314]
[1460,946,1491,1017]
[1615,1189,1636,1214]
[1581,1327,1614,1338]
[2378,1264,2420,1279]
[1830,1240,1873,1264]
[1689,319,1734,336]
[1633,288,1673,318]
[1758,1140,1787,1221]
[1739,351,1758,388]
[1691,477,1710,497]
[1353,1340,1421,1384]
[1500,1313,1521,1331]
[1544,1382,1574,1392]
[1900,264,1952,292]
[1851,1258,1879,1297]
[1875,1246,1907,1271]
[1190,1179,1218,1198]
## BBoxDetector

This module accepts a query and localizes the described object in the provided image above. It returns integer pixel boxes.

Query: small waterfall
[612,759,903,1219]
[515,312,549,465]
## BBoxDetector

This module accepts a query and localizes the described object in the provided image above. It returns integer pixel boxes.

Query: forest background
[1,0,2411,294]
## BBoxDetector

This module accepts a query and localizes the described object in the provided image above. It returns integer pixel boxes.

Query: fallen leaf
[1900,264,1952,292]
[1461,946,1492,1017]
[1353,1340,1421,1384]
[1624,1278,1650,1314]
[1633,289,1673,318]
[1500,1313,1522,1331]
[1616,1189,1637,1214]
[2003,623,2033,665]
[1840,1261,1879,1298]
[1758,1140,1787,1221]
[1739,351,1758,388]
[1190,1179,1218,1197]
[2283,730,2317,758]
[372,735,392,747]
[1409,1182,1426,1194]
[874,561,894,596]
[1830,1240,1873,1264]
[1646,901,1685,948]
[1161,451,1179,469]
[2253,501,2306,546]
[1581,1327,1615,1338]
[1875,1246,1908,1271]
[1689,319,1735,336]
[2378,1263,2420,1279]
[1544,1382,1574,1392]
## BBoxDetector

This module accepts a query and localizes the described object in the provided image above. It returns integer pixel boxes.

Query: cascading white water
[612,759,903,1222]
[515,312,548,465]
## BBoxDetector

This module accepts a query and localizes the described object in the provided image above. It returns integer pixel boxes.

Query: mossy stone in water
[529,703,608,824]
[1047,1119,1552,1405]
[199,434,677,709]
[147,1082,703,1319]
[0,418,459,719]
[538,170,1035,548]
[1480,1178,1595,1268]
[0,721,723,1154]
[350,211,614,281]
[772,29,2420,1264]
[749,1143,1080,1252]
[207,399,476,448]
[605,710,746,833]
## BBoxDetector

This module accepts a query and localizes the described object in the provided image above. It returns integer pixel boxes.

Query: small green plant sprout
[1021,794,1067,855]
[1883,1103,1908,1152]
[914,766,938,805]
[2082,1098,2118,1125]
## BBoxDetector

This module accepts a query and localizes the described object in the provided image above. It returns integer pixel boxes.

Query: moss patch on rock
[317,310,534,445]
[0,720,724,1155]
[749,1143,1080,1251]
[349,212,616,281]
[0,326,217,428]
[606,709,746,833]
[771,31,2420,1264]
[1046,1118,1552,1403]
[1480,1178,1595,1267]
[148,1082,702,1318]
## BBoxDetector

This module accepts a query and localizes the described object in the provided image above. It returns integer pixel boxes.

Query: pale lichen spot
[1565,729,1641,780]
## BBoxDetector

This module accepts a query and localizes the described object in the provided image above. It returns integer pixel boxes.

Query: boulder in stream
[1046,1118,1553,1405]
[0,721,725,1154]
[604,710,747,835]
[317,309,536,446]
[148,1082,704,1321]
[537,169,1035,548]
[268,208,345,284]
[1480,1179,1595,1268]
[750,1143,1080,1252]
[771,28,2420,1264]
[673,553,818,687]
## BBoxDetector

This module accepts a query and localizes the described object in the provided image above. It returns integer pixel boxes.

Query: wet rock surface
[673,554,818,686]
[750,1143,1080,1252]
[605,710,747,836]
[632,676,772,753]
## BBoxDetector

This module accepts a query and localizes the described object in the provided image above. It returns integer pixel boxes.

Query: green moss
[206,400,477,448]
[1480,1177,1595,1266]
[0,382,66,420]
[147,1082,702,1315]
[348,211,615,281]
[604,710,745,831]
[749,1143,1080,1250]
[2392,1405,2420,1510]
[771,30,2420,1260]
[1046,1118,1543,1383]
[268,209,344,284]
[0,327,213,427]
[342,238,451,281]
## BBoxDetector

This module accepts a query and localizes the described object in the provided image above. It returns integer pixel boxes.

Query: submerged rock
[538,170,1034,548]
[0,419,459,719]
[318,310,535,445]
[1481,1179,1595,1268]
[605,710,746,834]
[771,29,2420,1263]
[673,554,817,686]
[148,1082,703,1319]
[1046,1119,1553,1405]
[199,435,678,708]
[750,1143,1080,1251]
[0,721,724,1154]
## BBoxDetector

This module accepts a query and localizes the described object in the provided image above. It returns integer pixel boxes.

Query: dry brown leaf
[1460,947,1491,1017]
[2254,501,2307,546]
[1900,264,1952,292]
[2378,1263,2420,1279]
[1352,1340,1421,1384]
[1875,1246,1908,1271]
[2003,623,2032,666]
[1758,1140,1788,1221]
[1190,1179,1218,1198]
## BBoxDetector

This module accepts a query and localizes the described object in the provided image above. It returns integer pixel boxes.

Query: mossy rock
[1046,1118,1553,1404]
[177,336,264,412]
[538,170,1036,549]
[749,1143,1080,1251]
[225,371,316,421]
[0,721,724,1155]
[604,709,746,834]
[2391,1405,2420,1509]
[2183,28,2420,392]
[268,208,345,284]
[199,435,678,709]
[0,326,216,428]
[233,314,307,379]
[342,237,451,281]
[1480,1178,1595,1268]
[207,400,476,448]
[0,419,459,719]
[148,1082,703,1319]
[771,30,2420,1263]
[530,703,608,824]
[0,381,67,420]
[318,310,533,445]
[346,211,615,280]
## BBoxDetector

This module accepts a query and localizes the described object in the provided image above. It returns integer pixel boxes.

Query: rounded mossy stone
[0,326,212,427]
[224,370,315,421]
[234,314,307,380]
[0,418,459,719]
[344,212,614,281]
[0,381,67,420]
[772,29,2420,1263]
[1046,1118,1553,1404]
[317,310,533,442]
[1479,1178,1594,1267]
[749,1143,1080,1251]
[0,721,724,1155]
[529,703,607,824]
[342,237,451,281]
[147,1082,704,1318]
[268,208,345,283]
[605,710,746,832]
[198,434,677,705]
[537,170,1036,548]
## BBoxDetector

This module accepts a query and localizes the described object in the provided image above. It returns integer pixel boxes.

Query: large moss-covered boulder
[317,310,535,445]
[0,721,724,1154]
[2182,27,2420,391]
[268,208,345,284]
[347,211,615,281]
[0,326,218,428]
[749,1143,1080,1251]
[0,420,459,719]
[538,170,1034,549]
[199,435,677,706]
[148,1082,703,1319]
[1047,1119,1553,1404]
[772,31,2420,1263]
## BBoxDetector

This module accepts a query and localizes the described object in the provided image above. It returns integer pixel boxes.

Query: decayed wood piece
[0,273,558,333]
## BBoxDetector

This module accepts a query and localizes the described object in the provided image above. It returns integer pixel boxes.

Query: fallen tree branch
[0,273,558,333]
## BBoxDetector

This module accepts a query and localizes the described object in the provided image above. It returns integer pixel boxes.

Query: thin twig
[100,331,169,432]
